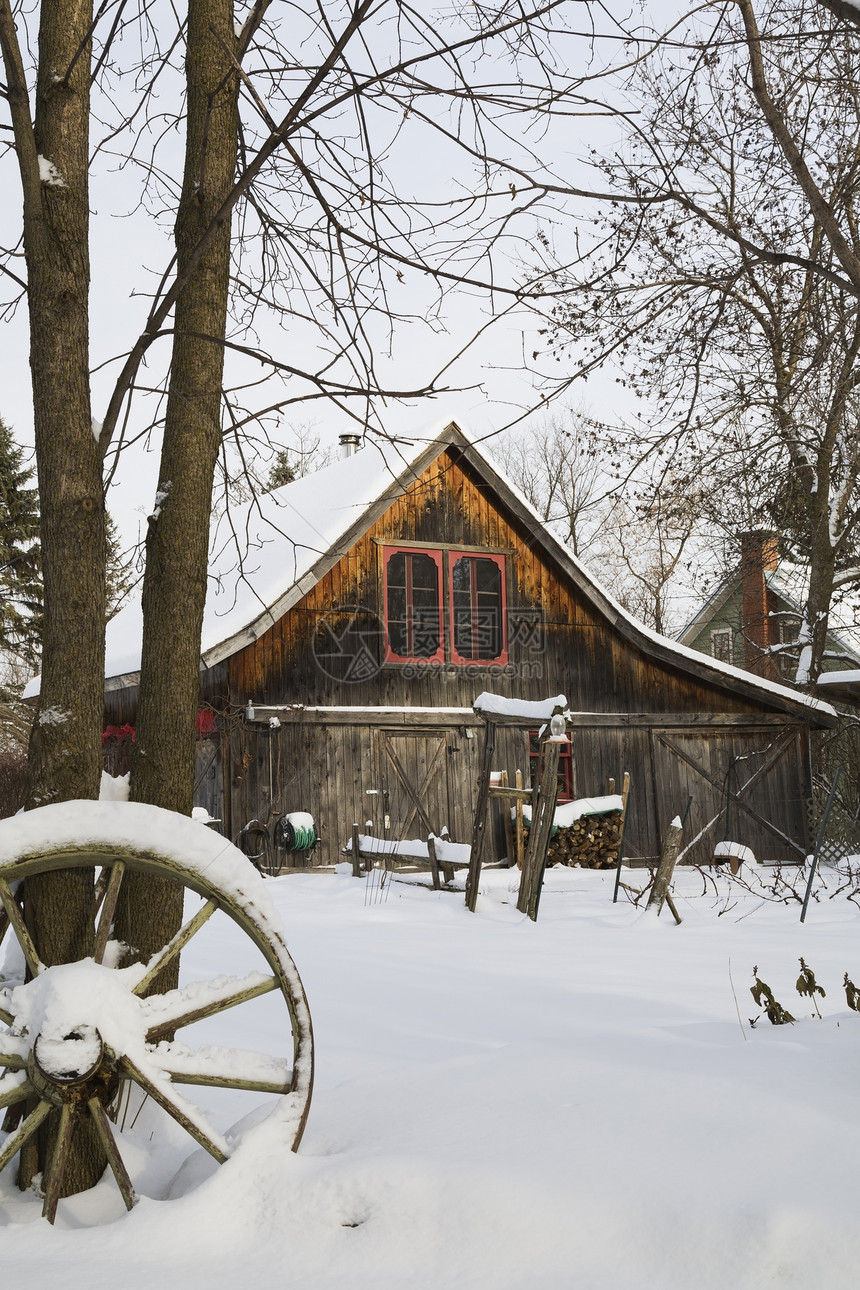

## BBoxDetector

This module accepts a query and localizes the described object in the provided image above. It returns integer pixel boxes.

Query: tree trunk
[1,0,107,1196]
[0,0,105,808]
[803,495,837,687]
[118,0,240,965]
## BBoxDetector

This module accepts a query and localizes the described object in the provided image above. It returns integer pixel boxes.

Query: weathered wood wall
[105,447,817,866]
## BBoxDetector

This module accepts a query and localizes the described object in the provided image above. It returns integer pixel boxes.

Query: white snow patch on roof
[817,668,860,686]
[108,430,438,681]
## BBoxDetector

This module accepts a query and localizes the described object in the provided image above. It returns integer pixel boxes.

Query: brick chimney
[740,530,779,679]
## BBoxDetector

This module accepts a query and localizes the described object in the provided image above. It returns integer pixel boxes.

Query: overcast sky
[0,0,677,546]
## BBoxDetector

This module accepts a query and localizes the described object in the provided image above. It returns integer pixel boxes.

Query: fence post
[466,719,497,912]
[612,771,631,904]
[427,834,442,891]
[801,768,843,923]
[515,769,525,870]
[500,770,516,868]
[518,727,564,921]
[648,817,683,918]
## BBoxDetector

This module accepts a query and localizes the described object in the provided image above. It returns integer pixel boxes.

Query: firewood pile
[545,809,623,869]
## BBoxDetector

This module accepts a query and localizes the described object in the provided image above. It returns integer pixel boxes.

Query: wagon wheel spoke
[0,1075,34,1109]
[164,1071,292,1094]
[0,879,44,978]
[119,1055,228,1163]
[0,881,41,977]
[0,1052,26,1071]
[92,860,125,965]
[145,973,279,1042]
[0,904,9,952]
[42,1102,75,1224]
[151,1043,293,1094]
[88,1097,135,1212]
[0,1098,51,1177]
[0,1005,14,1027]
[133,899,219,997]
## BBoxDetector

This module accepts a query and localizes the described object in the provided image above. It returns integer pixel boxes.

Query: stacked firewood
[544,809,623,869]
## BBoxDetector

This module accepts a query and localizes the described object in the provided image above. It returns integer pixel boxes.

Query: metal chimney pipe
[339,432,362,458]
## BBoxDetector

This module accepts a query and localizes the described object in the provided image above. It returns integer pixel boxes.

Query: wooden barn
[102,422,836,868]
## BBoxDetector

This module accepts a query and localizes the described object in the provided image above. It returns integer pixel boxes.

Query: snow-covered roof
[817,668,860,686]
[27,428,440,695]
[26,419,836,721]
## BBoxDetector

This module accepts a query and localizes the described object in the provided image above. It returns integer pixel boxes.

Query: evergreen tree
[0,417,41,668]
[105,513,136,621]
[266,449,297,491]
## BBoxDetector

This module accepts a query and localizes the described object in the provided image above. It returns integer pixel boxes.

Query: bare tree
[534,0,860,683]
[492,412,712,633]
[587,489,703,636]
[489,410,603,557]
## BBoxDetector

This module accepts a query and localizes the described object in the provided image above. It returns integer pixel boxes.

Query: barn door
[651,727,808,865]
[375,729,454,842]
[194,737,223,832]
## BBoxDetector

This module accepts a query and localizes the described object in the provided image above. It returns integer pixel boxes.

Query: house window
[528,732,573,803]
[777,617,800,680]
[449,553,507,664]
[382,545,508,666]
[711,628,733,665]
[384,548,444,663]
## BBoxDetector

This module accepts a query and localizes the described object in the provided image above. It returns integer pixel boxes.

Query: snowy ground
[3,859,860,1289]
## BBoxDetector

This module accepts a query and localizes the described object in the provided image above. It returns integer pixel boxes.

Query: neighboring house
[101,425,836,866]
[677,531,860,685]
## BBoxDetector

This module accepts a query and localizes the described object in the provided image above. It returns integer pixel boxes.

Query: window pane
[411,553,437,589]
[476,559,501,594]
[452,558,471,592]
[527,732,573,802]
[452,556,503,659]
[386,549,440,659]
[711,629,732,664]
[387,551,406,588]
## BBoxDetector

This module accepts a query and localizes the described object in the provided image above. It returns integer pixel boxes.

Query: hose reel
[274,812,317,854]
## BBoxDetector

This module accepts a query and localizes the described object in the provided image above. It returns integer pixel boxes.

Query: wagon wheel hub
[27,1024,117,1110]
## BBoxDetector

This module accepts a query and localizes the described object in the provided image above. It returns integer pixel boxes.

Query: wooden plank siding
[225,449,774,716]
[104,445,820,867]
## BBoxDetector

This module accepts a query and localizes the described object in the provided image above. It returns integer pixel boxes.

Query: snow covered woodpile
[522,794,624,869]
[545,809,623,869]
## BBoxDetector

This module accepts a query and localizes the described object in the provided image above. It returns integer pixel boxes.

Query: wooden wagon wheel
[0,801,314,1223]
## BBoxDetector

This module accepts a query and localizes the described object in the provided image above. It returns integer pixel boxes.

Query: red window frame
[528,731,574,803]
[383,545,445,664]
[448,551,508,666]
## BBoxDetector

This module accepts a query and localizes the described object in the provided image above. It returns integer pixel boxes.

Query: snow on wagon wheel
[0,801,314,1223]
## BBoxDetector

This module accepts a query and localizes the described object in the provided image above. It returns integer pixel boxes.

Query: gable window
[450,553,507,664]
[382,545,507,666]
[384,548,444,663]
[777,616,800,680]
[711,628,733,665]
